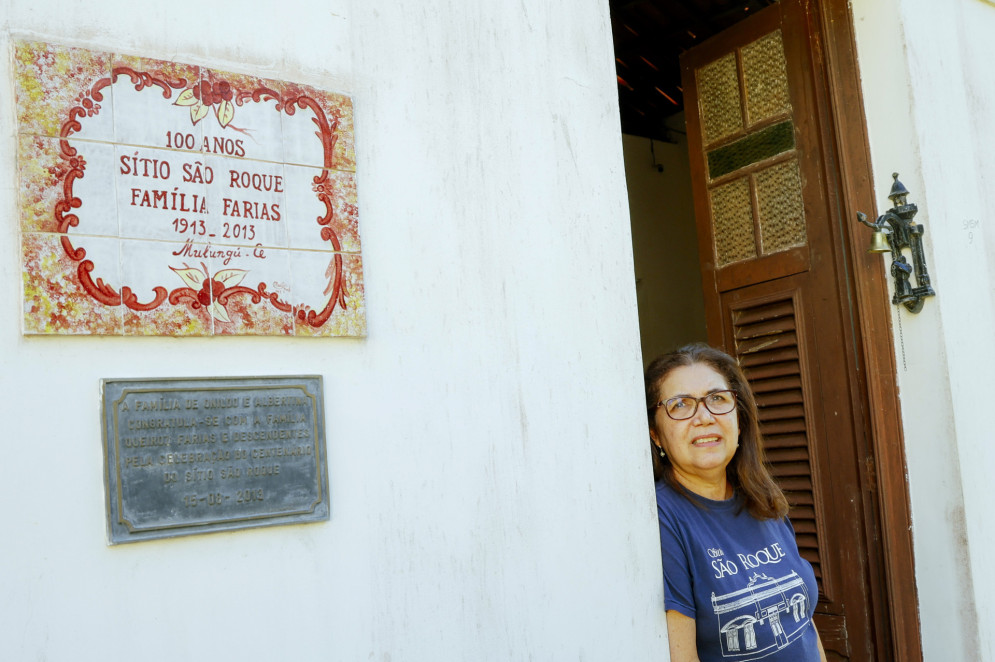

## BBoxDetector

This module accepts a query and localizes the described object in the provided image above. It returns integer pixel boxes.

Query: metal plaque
[101,376,328,544]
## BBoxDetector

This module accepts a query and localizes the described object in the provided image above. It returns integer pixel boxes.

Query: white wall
[853,0,995,658]
[0,1,669,660]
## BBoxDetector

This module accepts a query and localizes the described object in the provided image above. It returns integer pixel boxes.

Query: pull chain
[896,309,908,372]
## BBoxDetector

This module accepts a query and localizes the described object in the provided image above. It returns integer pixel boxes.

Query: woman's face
[650,362,740,489]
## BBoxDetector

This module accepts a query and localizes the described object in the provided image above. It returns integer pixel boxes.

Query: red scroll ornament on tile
[55,66,348,328]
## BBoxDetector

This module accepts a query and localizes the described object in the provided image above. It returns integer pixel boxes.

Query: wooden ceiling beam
[612,0,770,137]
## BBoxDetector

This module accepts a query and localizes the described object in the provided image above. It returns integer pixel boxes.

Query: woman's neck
[672,469,731,501]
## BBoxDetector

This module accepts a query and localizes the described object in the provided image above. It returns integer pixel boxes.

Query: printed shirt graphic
[656,481,821,661]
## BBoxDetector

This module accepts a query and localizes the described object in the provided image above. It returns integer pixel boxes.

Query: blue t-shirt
[656,480,821,661]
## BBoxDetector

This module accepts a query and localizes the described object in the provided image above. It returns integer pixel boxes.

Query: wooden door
[681,2,890,659]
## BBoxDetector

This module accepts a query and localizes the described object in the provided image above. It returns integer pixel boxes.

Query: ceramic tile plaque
[101,376,329,543]
[14,41,364,336]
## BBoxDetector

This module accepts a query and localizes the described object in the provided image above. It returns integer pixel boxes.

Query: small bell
[868,230,891,254]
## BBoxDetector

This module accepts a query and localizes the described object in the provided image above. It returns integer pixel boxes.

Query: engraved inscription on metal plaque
[101,376,328,544]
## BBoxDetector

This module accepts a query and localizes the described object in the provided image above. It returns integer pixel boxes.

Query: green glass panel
[707,120,795,179]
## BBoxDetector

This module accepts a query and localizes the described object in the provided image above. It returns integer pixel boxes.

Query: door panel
[681,2,887,659]
[723,278,859,660]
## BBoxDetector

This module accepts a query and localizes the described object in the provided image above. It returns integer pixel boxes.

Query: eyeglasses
[650,390,737,421]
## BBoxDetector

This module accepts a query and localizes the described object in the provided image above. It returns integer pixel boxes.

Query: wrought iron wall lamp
[857,173,936,313]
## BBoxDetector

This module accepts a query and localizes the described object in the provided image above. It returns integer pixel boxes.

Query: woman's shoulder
[655,480,694,528]
[655,479,735,530]
[654,479,687,510]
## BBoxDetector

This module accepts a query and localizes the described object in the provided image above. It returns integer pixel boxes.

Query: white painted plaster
[0,0,669,659]
[853,0,995,658]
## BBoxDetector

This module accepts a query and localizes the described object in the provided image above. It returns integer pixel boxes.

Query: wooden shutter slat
[750,375,803,393]
[790,511,817,525]
[770,461,811,477]
[755,389,804,407]
[760,419,806,435]
[764,435,808,451]
[786,491,814,506]
[776,476,812,491]
[734,316,797,339]
[791,521,818,535]
[758,403,806,420]
[766,447,809,463]
[736,332,799,356]
[744,361,801,381]
[739,345,799,366]
[733,300,795,325]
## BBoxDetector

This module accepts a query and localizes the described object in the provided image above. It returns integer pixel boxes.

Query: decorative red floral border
[55,65,349,329]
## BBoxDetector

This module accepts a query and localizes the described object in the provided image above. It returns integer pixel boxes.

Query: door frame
[808,0,922,658]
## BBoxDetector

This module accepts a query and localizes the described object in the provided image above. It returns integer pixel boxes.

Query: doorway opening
[624,123,704,359]
[613,0,777,361]
[612,1,922,660]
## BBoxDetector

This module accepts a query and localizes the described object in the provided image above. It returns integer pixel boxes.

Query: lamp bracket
[856,173,936,313]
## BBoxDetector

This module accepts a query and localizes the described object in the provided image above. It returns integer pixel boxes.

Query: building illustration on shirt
[710,571,811,658]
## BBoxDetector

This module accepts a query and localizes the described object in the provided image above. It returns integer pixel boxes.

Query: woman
[646,344,827,662]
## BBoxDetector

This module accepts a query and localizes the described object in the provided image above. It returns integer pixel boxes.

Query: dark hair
[645,343,789,520]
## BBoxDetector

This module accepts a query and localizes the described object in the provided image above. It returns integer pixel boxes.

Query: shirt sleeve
[658,501,697,619]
